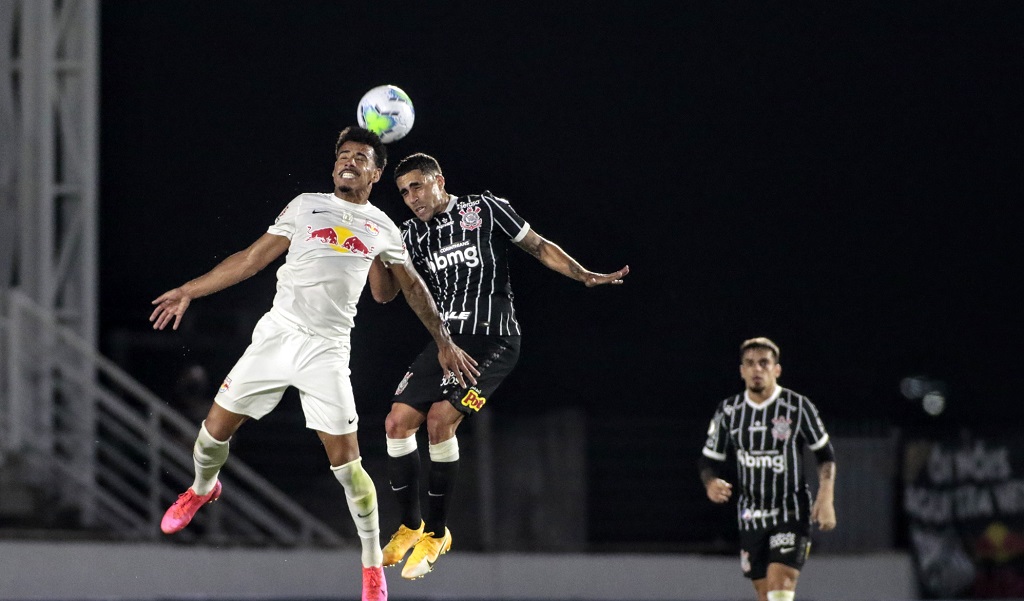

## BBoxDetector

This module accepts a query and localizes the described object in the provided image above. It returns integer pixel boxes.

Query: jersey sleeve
[799,397,831,451]
[702,402,730,461]
[482,192,530,242]
[375,215,407,267]
[267,195,302,239]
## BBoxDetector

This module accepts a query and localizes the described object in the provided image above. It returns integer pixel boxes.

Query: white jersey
[266,192,406,339]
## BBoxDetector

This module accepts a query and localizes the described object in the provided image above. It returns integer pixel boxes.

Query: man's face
[739,348,781,395]
[333,141,381,195]
[396,169,446,221]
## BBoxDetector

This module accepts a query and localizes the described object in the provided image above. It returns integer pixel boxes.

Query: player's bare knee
[385,413,420,439]
[766,564,799,592]
[425,416,460,444]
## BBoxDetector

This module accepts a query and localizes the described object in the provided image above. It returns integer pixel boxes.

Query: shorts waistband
[266,310,350,342]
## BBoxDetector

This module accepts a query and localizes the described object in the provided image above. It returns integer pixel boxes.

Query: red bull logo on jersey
[737,449,786,473]
[306,225,375,257]
[771,416,792,441]
[219,377,232,394]
[364,220,380,237]
[461,389,486,412]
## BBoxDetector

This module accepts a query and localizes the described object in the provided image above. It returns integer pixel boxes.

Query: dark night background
[97,2,1023,549]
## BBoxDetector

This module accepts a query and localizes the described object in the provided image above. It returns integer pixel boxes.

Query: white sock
[386,434,417,457]
[428,437,459,463]
[767,591,795,601]
[332,457,383,567]
[191,422,229,495]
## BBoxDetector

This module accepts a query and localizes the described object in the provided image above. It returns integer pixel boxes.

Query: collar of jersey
[744,385,782,409]
[436,194,458,217]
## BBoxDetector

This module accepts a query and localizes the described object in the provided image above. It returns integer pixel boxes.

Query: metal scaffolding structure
[1,0,99,344]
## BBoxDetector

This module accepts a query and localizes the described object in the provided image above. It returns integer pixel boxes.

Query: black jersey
[702,386,831,531]
[401,192,529,336]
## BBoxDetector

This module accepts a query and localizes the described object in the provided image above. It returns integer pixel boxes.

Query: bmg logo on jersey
[737,449,786,473]
[427,241,480,272]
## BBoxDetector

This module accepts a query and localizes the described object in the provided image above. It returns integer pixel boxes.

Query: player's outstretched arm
[149,233,290,331]
[367,257,401,303]
[515,230,629,287]
[389,256,480,387]
[811,461,837,531]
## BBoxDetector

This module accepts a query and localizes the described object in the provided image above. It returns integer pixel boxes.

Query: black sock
[424,459,459,537]
[387,451,422,529]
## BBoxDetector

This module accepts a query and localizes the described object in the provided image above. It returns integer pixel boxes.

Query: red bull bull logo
[306,226,339,245]
[460,389,486,412]
[306,225,374,257]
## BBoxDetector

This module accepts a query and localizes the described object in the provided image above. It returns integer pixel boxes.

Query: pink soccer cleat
[160,481,222,534]
[362,565,388,601]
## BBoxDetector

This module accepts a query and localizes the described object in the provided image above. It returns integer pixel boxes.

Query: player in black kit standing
[699,337,837,601]
[367,152,629,579]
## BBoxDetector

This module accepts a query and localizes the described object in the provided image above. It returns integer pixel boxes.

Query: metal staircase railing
[0,289,345,546]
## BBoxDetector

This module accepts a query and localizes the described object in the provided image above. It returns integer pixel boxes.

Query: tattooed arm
[514,229,629,287]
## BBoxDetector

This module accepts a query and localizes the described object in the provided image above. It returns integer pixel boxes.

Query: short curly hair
[335,126,387,169]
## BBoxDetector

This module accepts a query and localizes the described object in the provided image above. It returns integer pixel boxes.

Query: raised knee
[385,407,421,439]
[425,409,460,442]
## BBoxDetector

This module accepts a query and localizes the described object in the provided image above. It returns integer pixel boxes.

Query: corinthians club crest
[459,205,482,231]
[771,416,792,441]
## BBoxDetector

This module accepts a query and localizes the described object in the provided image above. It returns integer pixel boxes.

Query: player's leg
[162,315,291,534]
[193,403,248,493]
[751,578,769,601]
[402,334,520,578]
[296,335,383,566]
[160,402,247,534]
[381,344,444,566]
[400,400,461,579]
[762,521,808,601]
[423,400,463,536]
[385,402,428,528]
[763,563,799,600]
[382,401,428,566]
[740,529,769,601]
[321,432,380,560]
[322,431,388,601]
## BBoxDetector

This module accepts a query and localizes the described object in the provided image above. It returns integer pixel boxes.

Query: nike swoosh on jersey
[417,231,429,243]
[391,485,409,491]
[312,209,330,214]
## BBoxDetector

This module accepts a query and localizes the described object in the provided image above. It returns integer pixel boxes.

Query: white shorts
[214,312,358,435]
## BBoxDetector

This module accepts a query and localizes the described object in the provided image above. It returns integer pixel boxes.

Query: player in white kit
[149,127,477,601]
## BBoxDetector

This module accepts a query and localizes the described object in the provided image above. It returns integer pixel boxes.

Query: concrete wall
[0,542,916,601]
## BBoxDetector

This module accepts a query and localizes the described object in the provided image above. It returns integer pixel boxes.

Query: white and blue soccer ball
[357,84,415,143]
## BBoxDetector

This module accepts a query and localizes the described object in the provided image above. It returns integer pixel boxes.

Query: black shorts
[738,521,811,580]
[390,335,521,416]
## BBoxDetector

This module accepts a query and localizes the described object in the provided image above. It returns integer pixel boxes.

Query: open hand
[150,288,192,330]
[437,341,480,388]
[585,265,630,287]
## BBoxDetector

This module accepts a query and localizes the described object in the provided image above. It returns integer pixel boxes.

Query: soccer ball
[357,85,415,143]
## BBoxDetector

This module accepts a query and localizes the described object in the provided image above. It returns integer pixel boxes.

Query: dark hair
[740,337,780,362]
[335,126,387,169]
[394,152,442,181]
